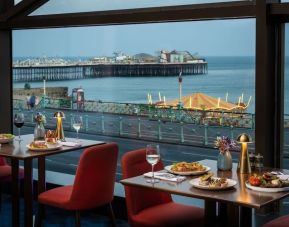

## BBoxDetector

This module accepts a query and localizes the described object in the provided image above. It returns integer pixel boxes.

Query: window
[13,19,255,179]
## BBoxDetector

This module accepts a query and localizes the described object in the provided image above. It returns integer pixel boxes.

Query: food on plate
[248,172,289,188]
[29,141,47,149]
[46,130,57,143]
[249,175,261,186]
[199,172,228,188]
[0,134,14,139]
[171,162,206,172]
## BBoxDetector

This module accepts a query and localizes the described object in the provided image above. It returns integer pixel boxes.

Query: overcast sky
[13,0,256,57]
[13,19,256,57]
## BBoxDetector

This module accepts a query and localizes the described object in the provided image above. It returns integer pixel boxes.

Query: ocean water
[13,56,289,114]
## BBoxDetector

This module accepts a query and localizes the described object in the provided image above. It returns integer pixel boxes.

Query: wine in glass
[146,144,160,183]
[14,113,24,141]
[72,115,83,141]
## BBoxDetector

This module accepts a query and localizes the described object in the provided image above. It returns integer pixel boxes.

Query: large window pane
[284,24,289,169]
[13,19,255,179]
[31,0,251,15]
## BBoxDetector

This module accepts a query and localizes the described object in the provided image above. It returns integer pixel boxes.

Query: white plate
[0,135,14,143]
[245,182,289,192]
[26,144,62,151]
[190,177,237,190]
[165,165,210,176]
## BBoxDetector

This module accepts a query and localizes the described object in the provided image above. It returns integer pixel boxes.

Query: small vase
[34,122,45,141]
[217,149,232,171]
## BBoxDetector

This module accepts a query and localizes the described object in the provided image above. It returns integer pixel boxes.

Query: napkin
[60,141,81,147]
[144,171,186,182]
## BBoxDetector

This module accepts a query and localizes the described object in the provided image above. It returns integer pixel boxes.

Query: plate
[26,144,62,151]
[165,165,210,176]
[245,182,289,192]
[0,134,14,143]
[190,177,237,190]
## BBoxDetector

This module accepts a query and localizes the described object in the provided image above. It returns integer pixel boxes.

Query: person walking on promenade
[26,93,31,110]
[29,93,36,110]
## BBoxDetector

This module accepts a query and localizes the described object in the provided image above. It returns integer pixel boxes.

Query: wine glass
[72,115,83,141]
[146,144,160,183]
[14,112,24,141]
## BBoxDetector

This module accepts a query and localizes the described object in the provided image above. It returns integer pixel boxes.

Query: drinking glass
[72,115,83,141]
[14,112,24,141]
[146,144,160,183]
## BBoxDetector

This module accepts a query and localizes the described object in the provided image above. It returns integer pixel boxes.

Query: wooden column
[0,0,13,133]
[255,0,283,167]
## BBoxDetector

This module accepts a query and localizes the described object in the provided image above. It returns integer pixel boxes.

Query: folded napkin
[144,171,186,182]
[60,141,81,147]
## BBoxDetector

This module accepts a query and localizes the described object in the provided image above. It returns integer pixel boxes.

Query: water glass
[72,115,83,141]
[146,144,160,183]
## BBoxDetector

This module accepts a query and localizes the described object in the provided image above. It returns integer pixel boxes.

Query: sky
[13,0,256,58]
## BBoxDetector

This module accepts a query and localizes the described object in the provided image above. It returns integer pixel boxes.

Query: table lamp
[54,111,65,141]
[236,133,252,174]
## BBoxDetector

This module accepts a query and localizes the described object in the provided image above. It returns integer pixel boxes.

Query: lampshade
[236,133,252,143]
[54,111,65,118]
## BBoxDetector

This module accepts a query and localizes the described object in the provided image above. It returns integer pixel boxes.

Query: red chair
[0,157,24,210]
[263,215,289,227]
[36,143,118,227]
[121,148,204,227]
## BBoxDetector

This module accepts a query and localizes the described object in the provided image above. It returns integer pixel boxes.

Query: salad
[249,172,289,188]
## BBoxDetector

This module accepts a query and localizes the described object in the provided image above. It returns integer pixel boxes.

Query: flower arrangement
[34,112,46,124]
[215,136,236,154]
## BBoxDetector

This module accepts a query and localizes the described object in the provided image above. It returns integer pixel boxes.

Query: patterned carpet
[0,194,129,227]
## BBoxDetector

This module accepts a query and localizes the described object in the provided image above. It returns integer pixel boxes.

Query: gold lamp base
[237,143,251,174]
[54,112,65,141]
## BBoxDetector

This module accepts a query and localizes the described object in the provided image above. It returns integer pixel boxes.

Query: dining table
[0,134,105,227]
[121,159,289,227]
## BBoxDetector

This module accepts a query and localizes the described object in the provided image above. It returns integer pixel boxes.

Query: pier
[12,62,208,82]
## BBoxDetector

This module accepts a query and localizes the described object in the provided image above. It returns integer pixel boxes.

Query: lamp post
[54,111,65,141]
[178,71,183,109]
[236,133,252,174]
[42,76,46,109]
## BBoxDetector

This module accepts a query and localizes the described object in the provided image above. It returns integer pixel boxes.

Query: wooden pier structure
[13,62,208,82]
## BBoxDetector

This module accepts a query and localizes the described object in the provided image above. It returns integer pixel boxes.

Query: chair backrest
[70,143,118,210]
[0,157,7,166]
[122,148,172,218]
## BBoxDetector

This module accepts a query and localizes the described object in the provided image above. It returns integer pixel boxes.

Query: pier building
[12,62,208,82]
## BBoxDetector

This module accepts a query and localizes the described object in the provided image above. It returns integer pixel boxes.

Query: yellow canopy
[160,92,246,111]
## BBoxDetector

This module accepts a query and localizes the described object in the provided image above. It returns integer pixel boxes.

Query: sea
[12,56,289,114]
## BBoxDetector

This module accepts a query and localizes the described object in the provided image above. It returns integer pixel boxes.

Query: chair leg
[107,203,116,227]
[35,204,45,227]
[0,183,2,211]
[75,210,81,227]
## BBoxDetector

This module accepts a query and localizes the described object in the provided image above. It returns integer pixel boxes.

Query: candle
[159,92,162,101]
[163,96,166,106]
[225,92,228,102]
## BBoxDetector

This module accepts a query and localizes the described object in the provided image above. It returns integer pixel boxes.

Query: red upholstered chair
[121,148,204,227]
[0,156,24,210]
[263,215,289,227]
[36,143,118,227]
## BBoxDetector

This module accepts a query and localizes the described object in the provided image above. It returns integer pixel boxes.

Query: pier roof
[159,92,247,111]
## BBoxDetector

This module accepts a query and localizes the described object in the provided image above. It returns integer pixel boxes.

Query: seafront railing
[13,97,256,128]
[13,97,257,151]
